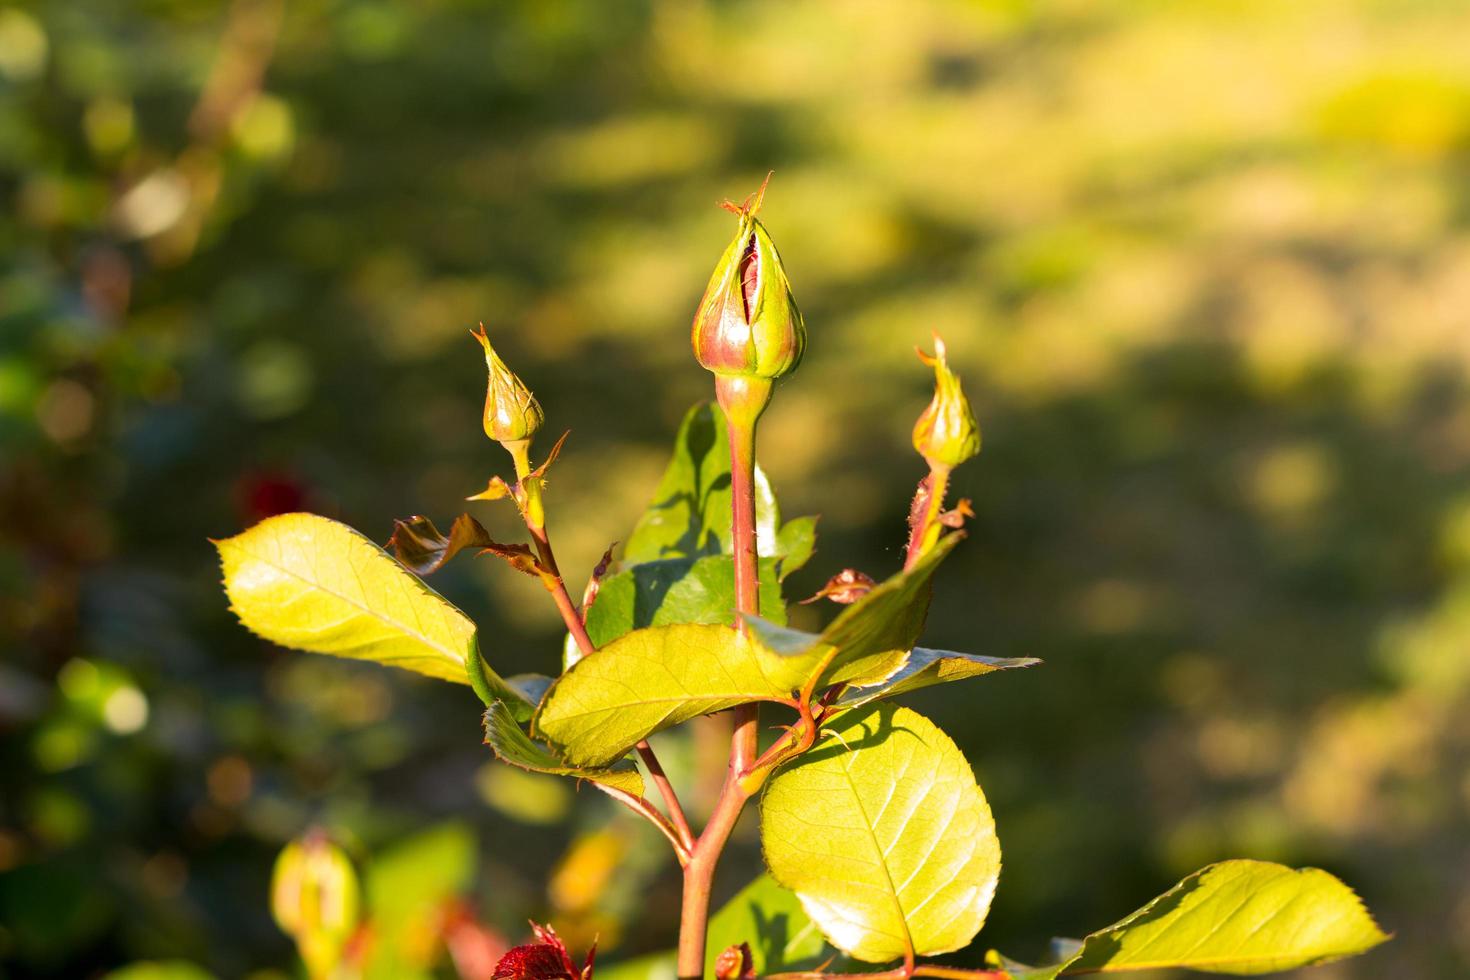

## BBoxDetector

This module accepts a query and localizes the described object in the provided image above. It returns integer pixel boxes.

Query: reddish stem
[677,375,772,979]
[510,448,696,855]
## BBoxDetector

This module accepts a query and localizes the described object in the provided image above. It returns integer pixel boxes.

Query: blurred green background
[3,0,1469,977]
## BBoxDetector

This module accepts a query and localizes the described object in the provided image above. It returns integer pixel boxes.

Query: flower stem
[903,464,951,571]
[676,375,773,979]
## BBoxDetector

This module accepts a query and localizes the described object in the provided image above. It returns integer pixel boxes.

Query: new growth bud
[475,325,544,446]
[691,174,805,382]
[912,333,980,469]
[271,831,360,979]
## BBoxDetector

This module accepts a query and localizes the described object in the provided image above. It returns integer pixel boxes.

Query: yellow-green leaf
[216,512,475,683]
[483,700,645,797]
[534,624,810,767]
[996,860,1389,978]
[835,647,1041,711]
[760,703,1001,963]
[706,873,829,977]
[744,533,964,690]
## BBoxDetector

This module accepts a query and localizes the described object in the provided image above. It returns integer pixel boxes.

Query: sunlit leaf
[835,648,1040,710]
[744,532,965,689]
[483,700,645,797]
[706,873,829,977]
[535,624,816,767]
[215,512,476,683]
[593,952,677,980]
[993,860,1389,978]
[760,703,1000,963]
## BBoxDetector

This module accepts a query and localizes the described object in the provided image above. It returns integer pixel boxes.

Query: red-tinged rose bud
[475,325,544,446]
[271,831,360,979]
[912,333,980,469]
[692,174,804,382]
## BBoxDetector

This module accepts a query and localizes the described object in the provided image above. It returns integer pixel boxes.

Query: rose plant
[216,181,1388,980]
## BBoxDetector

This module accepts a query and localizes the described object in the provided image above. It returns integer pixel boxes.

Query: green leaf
[775,515,819,581]
[594,952,678,980]
[582,555,787,650]
[745,533,965,690]
[102,964,216,980]
[483,700,645,797]
[570,403,817,664]
[466,637,544,722]
[622,403,782,564]
[364,823,476,980]
[707,873,829,976]
[994,860,1389,978]
[835,648,1041,710]
[215,512,475,684]
[760,703,1001,964]
[536,624,810,767]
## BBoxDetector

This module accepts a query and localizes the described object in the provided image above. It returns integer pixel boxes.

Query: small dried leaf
[939,498,974,529]
[478,541,546,578]
[714,942,754,980]
[390,514,545,578]
[800,568,877,605]
[580,543,618,619]
[530,430,571,480]
[390,514,496,575]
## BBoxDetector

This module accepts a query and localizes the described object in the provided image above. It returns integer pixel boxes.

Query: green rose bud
[691,175,805,381]
[271,831,360,979]
[475,325,544,446]
[912,333,980,469]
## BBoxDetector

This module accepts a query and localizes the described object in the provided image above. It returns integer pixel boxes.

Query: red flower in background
[492,923,595,980]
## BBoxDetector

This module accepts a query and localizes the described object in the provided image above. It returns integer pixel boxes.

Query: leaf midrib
[836,732,916,962]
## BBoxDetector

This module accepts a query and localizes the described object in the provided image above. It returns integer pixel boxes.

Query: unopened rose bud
[271,831,360,977]
[912,333,980,469]
[475,325,544,446]
[691,175,804,382]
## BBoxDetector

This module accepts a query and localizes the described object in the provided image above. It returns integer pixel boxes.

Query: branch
[504,441,696,856]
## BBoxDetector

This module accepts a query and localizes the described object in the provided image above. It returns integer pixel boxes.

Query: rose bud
[271,830,360,978]
[912,333,980,469]
[475,324,544,446]
[691,175,805,382]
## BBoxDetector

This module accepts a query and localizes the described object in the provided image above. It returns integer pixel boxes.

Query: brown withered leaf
[939,497,975,528]
[480,540,544,578]
[579,542,618,620]
[390,513,543,578]
[800,567,877,605]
